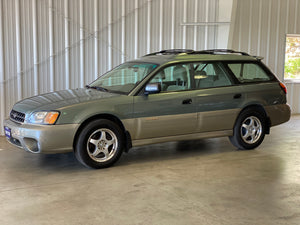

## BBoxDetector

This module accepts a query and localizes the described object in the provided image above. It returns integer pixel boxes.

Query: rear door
[193,62,244,132]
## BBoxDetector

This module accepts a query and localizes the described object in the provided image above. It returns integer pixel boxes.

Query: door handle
[233,93,242,99]
[182,99,192,104]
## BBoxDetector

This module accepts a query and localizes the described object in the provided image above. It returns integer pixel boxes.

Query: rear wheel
[229,108,266,150]
[75,119,124,169]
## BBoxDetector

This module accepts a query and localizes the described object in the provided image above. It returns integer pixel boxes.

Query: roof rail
[253,56,264,61]
[193,49,250,56]
[143,48,259,58]
[144,49,194,56]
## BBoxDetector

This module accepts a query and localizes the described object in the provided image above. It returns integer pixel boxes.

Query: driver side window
[149,64,191,92]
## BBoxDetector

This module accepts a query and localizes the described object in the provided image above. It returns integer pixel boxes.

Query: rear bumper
[265,104,291,127]
[3,119,79,154]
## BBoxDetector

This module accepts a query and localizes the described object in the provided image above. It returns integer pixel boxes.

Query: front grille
[10,110,25,123]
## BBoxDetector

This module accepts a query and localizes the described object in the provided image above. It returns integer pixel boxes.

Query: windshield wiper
[85,85,109,92]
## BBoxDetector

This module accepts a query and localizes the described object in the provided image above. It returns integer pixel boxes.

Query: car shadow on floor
[38,152,84,170]
[2,137,235,171]
[117,137,235,167]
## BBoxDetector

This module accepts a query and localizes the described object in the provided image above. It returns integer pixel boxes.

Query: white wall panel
[0,0,232,135]
[0,0,5,131]
[229,0,300,114]
[286,83,300,113]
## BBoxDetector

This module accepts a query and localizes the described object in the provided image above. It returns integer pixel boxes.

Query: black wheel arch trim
[73,113,132,152]
[235,104,270,135]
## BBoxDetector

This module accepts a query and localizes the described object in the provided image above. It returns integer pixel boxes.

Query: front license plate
[4,126,11,139]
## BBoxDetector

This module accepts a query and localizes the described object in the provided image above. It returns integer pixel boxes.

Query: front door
[132,64,197,140]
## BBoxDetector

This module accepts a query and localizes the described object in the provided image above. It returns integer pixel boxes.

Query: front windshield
[89,62,158,94]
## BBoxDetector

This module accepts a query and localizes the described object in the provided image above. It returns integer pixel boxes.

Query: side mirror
[144,83,161,95]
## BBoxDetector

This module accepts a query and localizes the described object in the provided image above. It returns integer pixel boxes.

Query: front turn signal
[44,112,60,125]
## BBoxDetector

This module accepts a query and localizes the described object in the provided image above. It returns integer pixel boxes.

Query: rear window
[228,63,272,83]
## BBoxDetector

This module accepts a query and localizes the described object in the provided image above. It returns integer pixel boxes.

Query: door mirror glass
[145,83,161,95]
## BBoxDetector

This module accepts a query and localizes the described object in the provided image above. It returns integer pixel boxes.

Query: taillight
[279,82,287,94]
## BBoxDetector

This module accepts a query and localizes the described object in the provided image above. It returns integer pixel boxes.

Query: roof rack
[193,49,250,56]
[253,56,264,61]
[143,48,258,58]
[144,49,194,56]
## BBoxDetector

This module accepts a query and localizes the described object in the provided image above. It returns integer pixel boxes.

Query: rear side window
[193,62,233,89]
[228,63,271,83]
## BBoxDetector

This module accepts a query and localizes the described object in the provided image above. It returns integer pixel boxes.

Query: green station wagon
[4,49,291,168]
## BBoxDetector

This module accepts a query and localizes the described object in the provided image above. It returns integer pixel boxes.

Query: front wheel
[75,119,124,169]
[229,109,266,150]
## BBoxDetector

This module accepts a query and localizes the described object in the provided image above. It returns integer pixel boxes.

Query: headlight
[28,111,60,125]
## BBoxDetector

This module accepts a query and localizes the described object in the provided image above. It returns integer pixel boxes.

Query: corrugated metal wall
[0,0,231,135]
[229,0,300,113]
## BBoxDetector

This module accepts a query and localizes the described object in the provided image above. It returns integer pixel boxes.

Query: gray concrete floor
[0,116,299,225]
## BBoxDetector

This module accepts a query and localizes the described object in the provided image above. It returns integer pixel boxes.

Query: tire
[75,119,124,169]
[229,108,266,150]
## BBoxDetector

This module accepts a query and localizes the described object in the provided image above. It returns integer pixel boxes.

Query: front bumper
[3,119,80,154]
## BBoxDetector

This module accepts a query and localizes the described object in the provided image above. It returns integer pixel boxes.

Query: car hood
[12,88,121,114]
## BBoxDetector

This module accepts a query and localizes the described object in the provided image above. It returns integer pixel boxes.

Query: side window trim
[240,63,244,78]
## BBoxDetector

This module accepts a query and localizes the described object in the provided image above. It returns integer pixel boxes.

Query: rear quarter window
[227,63,272,83]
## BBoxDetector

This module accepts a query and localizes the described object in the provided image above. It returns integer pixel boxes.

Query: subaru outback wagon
[4,49,291,169]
